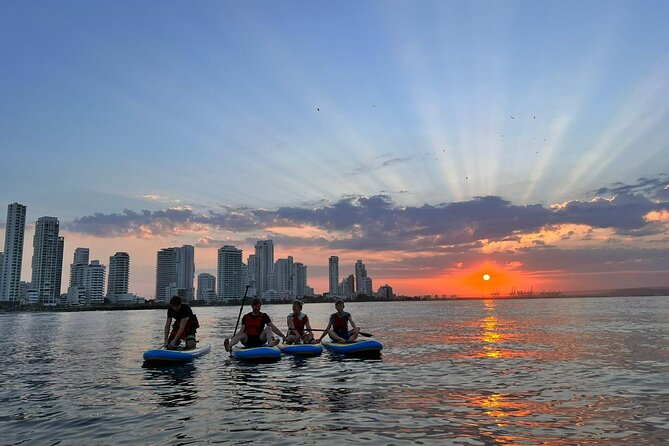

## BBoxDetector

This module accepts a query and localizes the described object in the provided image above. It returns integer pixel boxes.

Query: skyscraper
[107,252,130,297]
[254,240,274,297]
[155,245,195,303]
[176,245,195,301]
[1,202,27,302]
[83,260,105,305]
[197,272,216,302]
[155,248,177,303]
[274,256,294,297]
[355,260,367,294]
[69,247,90,288]
[217,245,242,301]
[31,216,64,305]
[293,262,307,298]
[328,256,339,296]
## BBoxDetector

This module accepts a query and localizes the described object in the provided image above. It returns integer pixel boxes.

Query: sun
[483,274,491,281]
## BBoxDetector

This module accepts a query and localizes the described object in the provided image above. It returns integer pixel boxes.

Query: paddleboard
[143,343,211,364]
[278,343,323,356]
[321,338,383,356]
[231,345,282,361]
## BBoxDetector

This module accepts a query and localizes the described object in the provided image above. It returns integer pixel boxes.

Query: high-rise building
[218,245,242,301]
[69,248,90,288]
[246,254,257,297]
[328,256,339,296]
[293,262,307,298]
[218,245,242,302]
[176,245,195,301]
[155,248,177,303]
[31,216,64,306]
[355,260,367,294]
[83,260,105,305]
[274,256,294,297]
[197,273,216,302]
[1,202,27,302]
[254,240,274,297]
[155,245,195,303]
[107,252,130,297]
[361,276,373,296]
[340,274,355,298]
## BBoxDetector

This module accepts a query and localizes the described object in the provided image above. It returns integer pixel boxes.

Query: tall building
[217,245,242,301]
[246,254,257,297]
[254,240,274,297]
[197,273,216,302]
[155,248,177,303]
[293,262,307,298]
[83,260,105,305]
[154,245,195,303]
[340,274,355,298]
[1,202,27,302]
[176,245,195,301]
[107,252,130,297]
[274,256,294,296]
[31,216,64,306]
[361,276,373,296]
[355,260,367,294]
[69,247,90,288]
[328,256,339,296]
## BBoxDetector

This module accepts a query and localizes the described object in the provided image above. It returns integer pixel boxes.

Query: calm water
[1,297,668,445]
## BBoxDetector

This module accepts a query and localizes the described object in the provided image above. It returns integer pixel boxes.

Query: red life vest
[331,312,350,332]
[290,313,309,335]
[243,313,266,336]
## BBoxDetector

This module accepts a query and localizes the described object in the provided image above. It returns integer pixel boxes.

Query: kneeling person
[165,296,199,350]
[224,298,285,351]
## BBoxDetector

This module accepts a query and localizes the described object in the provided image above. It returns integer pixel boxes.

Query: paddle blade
[359,331,372,337]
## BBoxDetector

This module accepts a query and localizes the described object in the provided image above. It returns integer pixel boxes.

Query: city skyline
[1,2,669,297]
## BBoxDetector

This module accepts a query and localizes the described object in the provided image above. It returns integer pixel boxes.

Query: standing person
[224,298,285,351]
[318,299,359,343]
[164,295,199,350]
[284,300,317,345]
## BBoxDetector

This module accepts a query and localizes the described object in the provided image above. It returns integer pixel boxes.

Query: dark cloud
[66,176,669,255]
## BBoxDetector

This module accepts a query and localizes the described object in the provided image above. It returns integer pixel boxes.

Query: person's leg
[260,326,279,346]
[185,334,197,350]
[347,329,358,343]
[284,332,299,344]
[225,332,247,351]
[328,329,346,343]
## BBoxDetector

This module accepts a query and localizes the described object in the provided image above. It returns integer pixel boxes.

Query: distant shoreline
[1,288,667,313]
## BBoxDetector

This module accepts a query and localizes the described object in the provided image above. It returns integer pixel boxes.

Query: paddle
[308,328,373,338]
[228,285,250,355]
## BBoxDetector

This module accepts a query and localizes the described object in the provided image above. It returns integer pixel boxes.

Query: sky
[1,1,668,298]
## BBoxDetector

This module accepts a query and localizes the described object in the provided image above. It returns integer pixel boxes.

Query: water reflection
[143,363,197,407]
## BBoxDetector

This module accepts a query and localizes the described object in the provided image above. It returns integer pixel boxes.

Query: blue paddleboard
[231,345,282,361]
[143,343,211,364]
[321,338,383,356]
[278,343,323,356]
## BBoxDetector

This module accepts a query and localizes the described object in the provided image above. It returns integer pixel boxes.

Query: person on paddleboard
[224,298,285,351]
[318,299,359,343]
[165,295,200,350]
[284,300,317,345]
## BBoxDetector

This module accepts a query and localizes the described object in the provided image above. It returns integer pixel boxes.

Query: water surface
[1,297,668,445]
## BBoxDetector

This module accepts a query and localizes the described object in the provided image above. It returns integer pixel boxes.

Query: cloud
[66,176,669,256]
[346,153,417,177]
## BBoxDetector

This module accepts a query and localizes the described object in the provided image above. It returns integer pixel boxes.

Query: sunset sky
[1,1,668,297]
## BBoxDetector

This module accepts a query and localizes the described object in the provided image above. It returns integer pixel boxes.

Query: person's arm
[164,317,172,347]
[269,321,285,339]
[349,316,359,334]
[169,317,189,347]
[286,316,295,333]
[317,317,333,341]
[305,318,314,336]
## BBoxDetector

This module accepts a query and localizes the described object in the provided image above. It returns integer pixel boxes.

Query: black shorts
[242,334,263,348]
